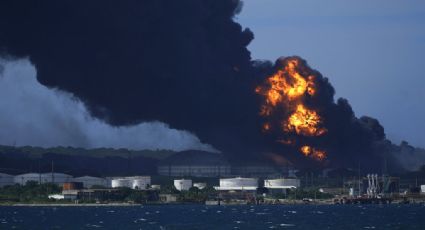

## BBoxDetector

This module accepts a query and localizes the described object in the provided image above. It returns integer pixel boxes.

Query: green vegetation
[0,182,61,203]
[178,186,218,203]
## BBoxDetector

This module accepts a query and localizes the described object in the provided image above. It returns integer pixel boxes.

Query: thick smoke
[0,58,215,152]
[0,0,262,156]
[0,0,422,170]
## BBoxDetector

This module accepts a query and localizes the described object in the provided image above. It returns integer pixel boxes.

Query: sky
[237,0,425,148]
[0,58,215,152]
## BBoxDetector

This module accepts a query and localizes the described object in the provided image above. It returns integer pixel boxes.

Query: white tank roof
[215,177,258,191]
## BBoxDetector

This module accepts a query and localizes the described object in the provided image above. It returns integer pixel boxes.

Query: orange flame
[300,145,326,161]
[256,57,328,161]
[285,104,327,136]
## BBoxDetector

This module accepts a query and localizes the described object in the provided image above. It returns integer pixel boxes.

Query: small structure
[174,179,192,191]
[159,194,178,203]
[73,176,109,188]
[215,177,258,191]
[0,173,14,187]
[151,185,161,190]
[62,190,79,200]
[193,182,207,190]
[48,194,65,200]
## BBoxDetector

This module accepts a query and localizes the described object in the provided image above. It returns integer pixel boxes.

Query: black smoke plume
[0,0,418,171]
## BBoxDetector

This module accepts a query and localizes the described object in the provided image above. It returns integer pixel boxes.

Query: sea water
[0,204,424,229]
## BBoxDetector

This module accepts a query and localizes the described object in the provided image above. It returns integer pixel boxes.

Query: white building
[111,176,151,190]
[264,178,300,189]
[73,176,109,188]
[215,177,258,191]
[421,185,425,194]
[193,182,207,190]
[0,173,14,187]
[14,173,41,185]
[174,179,192,191]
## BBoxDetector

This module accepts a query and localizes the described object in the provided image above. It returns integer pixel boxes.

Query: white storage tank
[0,173,14,187]
[131,176,151,190]
[264,178,300,189]
[174,179,192,191]
[14,173,41,185]
[73,176,109,188]
[216,177,258,190]
[111,178,133,188]
[193,182,207,190]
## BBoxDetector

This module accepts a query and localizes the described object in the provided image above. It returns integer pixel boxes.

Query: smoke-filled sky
[237,0,425,148]
[0,58,215,152]
[0,0,423,168]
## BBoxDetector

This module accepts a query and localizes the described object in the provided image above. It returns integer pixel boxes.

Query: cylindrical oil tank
[193,182,207,190]
[111,178,132,188]
[264,178,300,188]
[220,177,258,188]
[174,179,192,191]
[131,176,151,190]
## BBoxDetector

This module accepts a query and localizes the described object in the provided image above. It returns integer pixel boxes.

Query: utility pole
[358,162,361,197]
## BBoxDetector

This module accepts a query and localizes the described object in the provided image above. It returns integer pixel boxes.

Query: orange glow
[263,123,271,132]
[300,145,326,161]
[256,57,328,161]
[286,104,327,137]
[300,145,312,156]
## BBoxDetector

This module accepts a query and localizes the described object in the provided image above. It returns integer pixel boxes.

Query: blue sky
[237,0,425,147]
